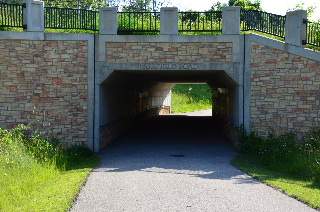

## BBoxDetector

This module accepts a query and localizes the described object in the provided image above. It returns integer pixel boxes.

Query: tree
[122,0,152,12]
[208,0,262,11]
[208,1,228,12]
[287,3,317,19]
[121,0,171,12]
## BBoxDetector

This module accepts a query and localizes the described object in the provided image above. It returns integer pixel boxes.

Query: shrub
[236,126,320,181]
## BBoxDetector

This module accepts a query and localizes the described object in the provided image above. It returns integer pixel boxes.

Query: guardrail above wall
[0,0,319,47]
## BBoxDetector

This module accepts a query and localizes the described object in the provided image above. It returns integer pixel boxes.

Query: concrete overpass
[0,4,319,151]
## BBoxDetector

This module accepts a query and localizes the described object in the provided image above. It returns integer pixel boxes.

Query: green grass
[232,128,320,209]
[171,84,212,113]
[0,125,100,212]
[232,154,320,209]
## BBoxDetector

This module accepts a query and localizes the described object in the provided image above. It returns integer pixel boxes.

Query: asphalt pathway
[71,111,317,212]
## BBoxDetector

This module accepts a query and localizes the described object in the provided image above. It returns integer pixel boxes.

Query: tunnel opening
[170,83,212,115]
[96,68,242,151]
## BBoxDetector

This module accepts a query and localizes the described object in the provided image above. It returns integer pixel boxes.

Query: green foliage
[208,2,228,12]
[209,0,262,11]
[229,0,262,10]
[236,126,320,182]
[287,3,317,19]
[123,0,152,12]
[171,84,212,113]
[0,125,100,211]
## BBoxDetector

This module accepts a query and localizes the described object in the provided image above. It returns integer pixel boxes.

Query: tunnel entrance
[94,65,244,152]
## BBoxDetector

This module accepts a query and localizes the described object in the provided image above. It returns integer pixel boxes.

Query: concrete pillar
[160,7,178,35]
[23,0,44,32]
[222,6,240,35]
[285,10,307,47]
[99,7,118,35]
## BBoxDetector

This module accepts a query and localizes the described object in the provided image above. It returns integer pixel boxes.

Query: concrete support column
[99,7,118,35]
[285,10,307,47]
[160,7,178,35]
[222,6,240,35]
[23,0,44,32]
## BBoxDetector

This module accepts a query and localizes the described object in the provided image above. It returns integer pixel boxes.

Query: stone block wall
[0,40,89,145]
[106,42,233,63]
[250,42,320,135]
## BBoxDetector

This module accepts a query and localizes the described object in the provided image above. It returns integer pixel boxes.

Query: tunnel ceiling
[101,69,238,89]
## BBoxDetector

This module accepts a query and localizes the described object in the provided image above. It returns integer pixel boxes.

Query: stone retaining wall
[0,40,89,145]
[250,42,320,135]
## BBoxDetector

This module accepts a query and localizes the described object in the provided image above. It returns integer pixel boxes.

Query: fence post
[23,0,44,32]
[285,10,307,47]
[99,7,117,35]
[222,6,240,35]
[160,7,178,35]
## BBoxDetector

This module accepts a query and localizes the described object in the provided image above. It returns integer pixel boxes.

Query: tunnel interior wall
[210,85,240,143]
[99,82,173,148]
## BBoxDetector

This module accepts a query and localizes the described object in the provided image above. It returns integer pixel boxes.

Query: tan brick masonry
[250,42,320,136]
[106,42,233,63]
[0,40,88,145]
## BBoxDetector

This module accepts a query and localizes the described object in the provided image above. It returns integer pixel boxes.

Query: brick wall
[0,40,88,145]
[250,42,320,135]
[106,42,233,63]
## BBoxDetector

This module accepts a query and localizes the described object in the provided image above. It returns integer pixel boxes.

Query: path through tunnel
[96,68,243,151]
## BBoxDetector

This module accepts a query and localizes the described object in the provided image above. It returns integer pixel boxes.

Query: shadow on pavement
[96,115,257,184]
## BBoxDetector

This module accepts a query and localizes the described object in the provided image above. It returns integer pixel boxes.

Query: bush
[0,125,67,170]
[236,126,320,181]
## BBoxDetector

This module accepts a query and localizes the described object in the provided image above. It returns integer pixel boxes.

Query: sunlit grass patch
[171,84,212,113]
[0,125,100,212]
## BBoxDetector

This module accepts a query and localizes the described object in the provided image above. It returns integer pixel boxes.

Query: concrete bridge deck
[71,112,317,212]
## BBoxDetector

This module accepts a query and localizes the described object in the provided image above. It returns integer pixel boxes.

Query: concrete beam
[285,10,307,47]
[222,6,240,35]
[99,7,118,35]
[160,7,178,35]
[23,0,44,32]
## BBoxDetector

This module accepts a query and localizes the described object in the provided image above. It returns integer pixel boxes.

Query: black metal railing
[117,12,160,34]
[44,7,99,31]
[0,2,25,29]
[305,20,320,47]
[179,11,222,32]
[241,10,286,38]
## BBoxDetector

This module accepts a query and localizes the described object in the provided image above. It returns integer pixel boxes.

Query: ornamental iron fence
[0,2,25,29]
[44,6,99,31]
[178,11,222,32]
[305,20,320,47]
[241,10,286,38]
[117,11,160,34]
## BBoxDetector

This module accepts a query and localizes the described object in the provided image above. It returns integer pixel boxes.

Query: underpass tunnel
[98,69,242,150]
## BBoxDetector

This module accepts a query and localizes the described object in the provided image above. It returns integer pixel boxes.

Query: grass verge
[232,128,320,210]
[0,126,100,212]
[171,84,212,113]
[232,154,320,209]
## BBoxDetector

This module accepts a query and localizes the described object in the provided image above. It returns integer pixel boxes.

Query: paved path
[71,112,317,212]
